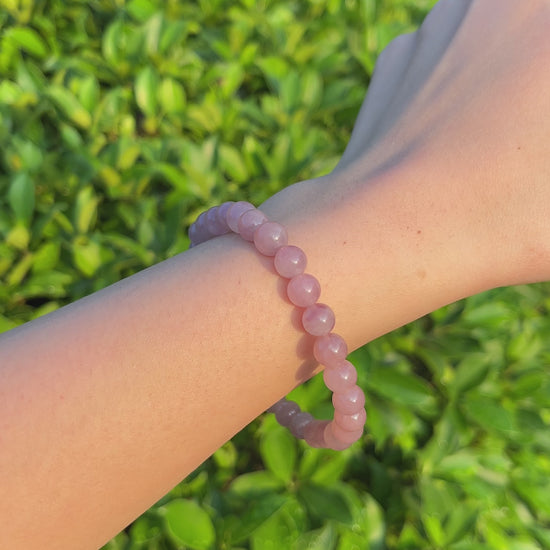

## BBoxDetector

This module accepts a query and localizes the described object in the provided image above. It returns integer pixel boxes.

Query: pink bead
[189,211,210,245]
[313,333,348,367]
[226,201,255,232]
[206,206,229,235]
[238,208,268,241]
[287,274,321,307]
[303,420,330,448]
[334,408,366,432]
[254,222,288,256]
[330,421,363,445]
[302,303,335,336]
[217,201,235,227]
[323,360,357,392]
[332,385,366,415]
[271,399,300,428]
[288,411,314,439]
[274,245,307,278]
[323,423,350,451]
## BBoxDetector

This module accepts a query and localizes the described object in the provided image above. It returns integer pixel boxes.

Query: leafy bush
[2,0,550,549]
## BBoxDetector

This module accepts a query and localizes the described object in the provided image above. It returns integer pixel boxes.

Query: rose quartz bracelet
[189,201,366,450]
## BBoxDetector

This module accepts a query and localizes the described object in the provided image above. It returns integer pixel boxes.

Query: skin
[1,0,549,547]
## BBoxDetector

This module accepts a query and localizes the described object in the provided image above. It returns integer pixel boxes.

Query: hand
[334,0,550,287]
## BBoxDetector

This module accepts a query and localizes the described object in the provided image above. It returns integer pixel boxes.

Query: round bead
[302,303,335,336]
[323,360,357,392]
[332,385,366,415]
[254,222,288,256]
[217,201,235,228]
[330,421,363,445]
[271,399,300,428]
[274,245,307,278]
[288,411,314,439]
[206,206,229,235]
[189,211,211,245]
[238,209,268,241]
[323,423,350,451]
[313,333,348,367]
[226,201,255,232]
[303,419,330,448]
[287,274,321,307]
[334,409,366,432]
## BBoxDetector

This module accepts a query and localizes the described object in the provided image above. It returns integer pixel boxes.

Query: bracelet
[189,201,366,450]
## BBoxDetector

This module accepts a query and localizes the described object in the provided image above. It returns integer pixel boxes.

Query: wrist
[262,160,501,350]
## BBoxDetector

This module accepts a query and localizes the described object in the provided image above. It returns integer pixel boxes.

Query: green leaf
[462,300,513,328]
[280,70,300,113]
[218,143,248,183]
[78,75,100,113]
[229,494,287,544]
[32,242,61,273]
[5,27,48,58]
[297,483,353,524]
[6,223,30,250]
[257,56,289,93]
[126,0,157,22]
[0,80,22,104]
[301,70,323,113]
[73,186,99,234]
[294,523,337,550]
[462,396,516,436]
[102,19,124,66]
[366,366,437,412]
[250,499,305,549]
[229,471,284,498]
[143,12,164,56]
[72,237,103,277]
[6,253,33,285]
[46,85,92,129]
[162,499,215,550]
[135,66,159,116]
[159,77,186,114]
[8,173,35,225]
[449,353,491,397]
[260,426,296,484]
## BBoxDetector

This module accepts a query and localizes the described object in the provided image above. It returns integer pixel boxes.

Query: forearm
[0,166,500,549]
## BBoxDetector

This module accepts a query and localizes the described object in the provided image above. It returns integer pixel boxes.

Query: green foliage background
[2,0,550,548]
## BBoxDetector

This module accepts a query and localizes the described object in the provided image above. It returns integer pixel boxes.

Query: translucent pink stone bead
[206,206,229,235]
[287,274,321,307]
[323,360,357,392]
[332,385,366,415]
[303,419,330,448]
[226,201,255,232]
[274,245,307,278]
[288,411,314,439]
[254,222,288,256]
[330,421,363,445]
[334,409,367,432]
[238,208,268,241]
[323,423,350,451]
[217,201,235,227]
[191,212,215,245]
[270,399,300,427]
[313,333,348,367]
[302,303,336,336]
